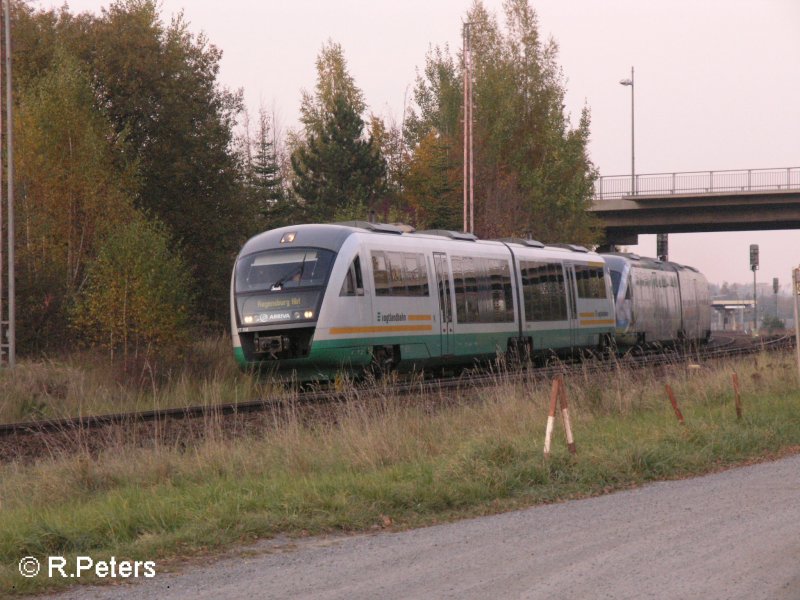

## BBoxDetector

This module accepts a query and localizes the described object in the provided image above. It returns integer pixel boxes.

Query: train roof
[238,222,605,261]
[238,224,361,257]
[601,252,701,274]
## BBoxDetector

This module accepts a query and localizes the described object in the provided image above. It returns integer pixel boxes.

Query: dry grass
[0,336,254,424]
[2,348,800,595]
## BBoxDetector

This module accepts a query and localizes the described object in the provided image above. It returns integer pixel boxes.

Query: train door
[433,252,454,356]
[564,263,580,348]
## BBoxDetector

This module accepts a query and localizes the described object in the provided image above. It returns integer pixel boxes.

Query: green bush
[71,214,193,367]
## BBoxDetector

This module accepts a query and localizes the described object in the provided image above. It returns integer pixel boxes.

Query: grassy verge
[2,351,800,595]
[0,337,264,425]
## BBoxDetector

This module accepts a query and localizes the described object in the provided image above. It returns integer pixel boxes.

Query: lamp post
[619,66,635,195]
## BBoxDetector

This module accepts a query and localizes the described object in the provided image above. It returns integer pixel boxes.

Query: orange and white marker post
[732,372,742,420]
[665,384,685,425]
[543,375,577,457]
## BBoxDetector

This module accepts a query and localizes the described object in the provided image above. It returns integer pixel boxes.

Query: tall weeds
[2,349,800,594]
[0,336,251,423]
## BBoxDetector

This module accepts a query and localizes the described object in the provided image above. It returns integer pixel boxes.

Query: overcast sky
[35,0,800,289]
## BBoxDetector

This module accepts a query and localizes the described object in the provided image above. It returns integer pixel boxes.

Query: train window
[387,252,408,296]
[520,261,568,321]
[370,250,430,297]
[488,259,514,322]
[404,253,429,296]
[451,256,466,322]
[372,252,390,296]
[451,256,514,323]
[574,265,607,299]
[462,256,480,322]
[340,255,364,297]
[235,248,335,293]
[609,269,622,298]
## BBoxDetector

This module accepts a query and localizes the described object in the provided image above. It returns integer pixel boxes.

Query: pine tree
[249,109,305,229]
[251,110,284,212]
[291,92,386,222]
[300,40,366,136]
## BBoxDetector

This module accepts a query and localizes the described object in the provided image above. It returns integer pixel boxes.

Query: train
[230,222,711,381]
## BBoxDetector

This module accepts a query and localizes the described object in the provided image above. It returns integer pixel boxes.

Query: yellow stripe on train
[579,319,616,326]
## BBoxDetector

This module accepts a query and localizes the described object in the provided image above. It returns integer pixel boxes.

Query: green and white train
[230,222,709,381]
[231,222,616,380]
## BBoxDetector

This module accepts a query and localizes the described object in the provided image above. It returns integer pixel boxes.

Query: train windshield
[236,248,335,293]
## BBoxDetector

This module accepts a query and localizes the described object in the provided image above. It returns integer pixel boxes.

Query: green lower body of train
[234,327,610,382]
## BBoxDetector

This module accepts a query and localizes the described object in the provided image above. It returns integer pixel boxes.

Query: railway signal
[773,277,780,321]
[749,244,759,271]
[656,233,668,262]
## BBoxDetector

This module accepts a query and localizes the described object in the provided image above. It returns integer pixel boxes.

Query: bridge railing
[595,167,800,200]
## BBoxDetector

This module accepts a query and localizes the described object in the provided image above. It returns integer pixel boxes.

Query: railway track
[0,334,793,462]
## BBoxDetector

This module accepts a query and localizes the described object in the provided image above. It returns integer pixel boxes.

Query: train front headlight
[243,315,254,324]
[304,310,314,319]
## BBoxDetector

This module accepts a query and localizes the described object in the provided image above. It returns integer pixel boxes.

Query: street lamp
[619,66,635,195]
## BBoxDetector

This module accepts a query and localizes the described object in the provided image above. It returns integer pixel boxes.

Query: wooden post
[543,377,560,457]
[558,378,577,455]
[543,375,577,457]
[793,268,800,386]
[732,373,742,420]
[665,384,685,425]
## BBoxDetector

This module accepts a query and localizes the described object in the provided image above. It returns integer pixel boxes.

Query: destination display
[237,290,320,327]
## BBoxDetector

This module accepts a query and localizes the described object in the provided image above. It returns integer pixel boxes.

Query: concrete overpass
[591,167,800,245]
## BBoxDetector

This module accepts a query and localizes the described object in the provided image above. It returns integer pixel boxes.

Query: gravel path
[45,454,800,600]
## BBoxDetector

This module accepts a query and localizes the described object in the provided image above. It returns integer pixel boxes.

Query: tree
[404,0,599,243]
[249,107,301,226]
[404,45,462,148]
[8,0,258,359]
[15,47,137,351]
[291,91,386,222]
[369,115,410,222]
[760,315,785,333]
[251,110,283,204]
[404,131,461,230]
[70,0,253,323]
[238,106,303,231]
[72,214,193,368]
[299,40,366,135]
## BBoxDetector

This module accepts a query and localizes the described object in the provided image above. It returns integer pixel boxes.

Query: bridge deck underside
[591,190,800,244]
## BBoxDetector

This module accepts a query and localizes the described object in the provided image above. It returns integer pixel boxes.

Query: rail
[595,167,800,200]
[1,335,793,463]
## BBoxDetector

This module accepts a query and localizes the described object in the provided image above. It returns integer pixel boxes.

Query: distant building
[711,300,753,332]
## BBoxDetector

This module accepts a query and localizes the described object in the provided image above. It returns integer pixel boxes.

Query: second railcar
[603,253,711,346]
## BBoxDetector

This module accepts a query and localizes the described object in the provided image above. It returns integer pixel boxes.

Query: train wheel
[599,333,617,359]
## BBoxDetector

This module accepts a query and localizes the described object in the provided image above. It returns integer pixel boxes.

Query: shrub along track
[0,334,791,463]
